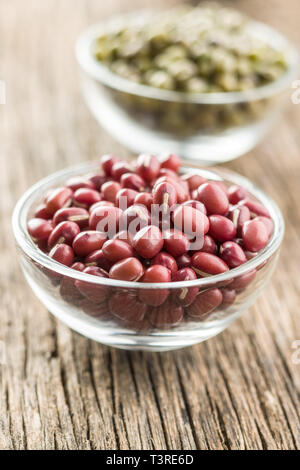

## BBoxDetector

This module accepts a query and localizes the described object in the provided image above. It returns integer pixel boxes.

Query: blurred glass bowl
[12,162,284,351]
[76,11,299,165]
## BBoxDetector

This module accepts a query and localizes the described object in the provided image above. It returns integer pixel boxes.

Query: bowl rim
[75,9,299,105]
[12,161,285,290]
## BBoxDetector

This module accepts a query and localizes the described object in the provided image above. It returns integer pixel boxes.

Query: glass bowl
[12,162,284,351]
[76,11,299,165]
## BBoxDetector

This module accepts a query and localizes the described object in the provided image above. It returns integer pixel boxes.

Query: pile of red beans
[27,153,273,330]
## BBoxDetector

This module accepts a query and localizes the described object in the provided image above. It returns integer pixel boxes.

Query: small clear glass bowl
[76,11,299,165]
[12,162,284,351]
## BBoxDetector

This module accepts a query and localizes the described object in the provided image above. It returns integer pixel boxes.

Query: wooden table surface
[0,0,299,450]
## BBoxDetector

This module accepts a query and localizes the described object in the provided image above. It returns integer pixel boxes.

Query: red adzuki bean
[89,200,115,213]
[182,199,207,215]
[80,298,110,319]
[133,226,163,258]
[168,178,189,204]
[214,181,228,196]
[160,153,181,172]
[163,229,190,258]
[84,249,113,272]
[134,192,153,211]
[75,266,108,303]
[111,161,133,181]
[219,241,247,268]
[228,185,250,204]
[242,219,269,252]
[140,264,171,283]
[177,179,189,194]
[198,235,217,254]
[100,154,119,177]
[137,154,161,182]
[66,176,95,191]
[173,205,209,236]
[176,253,192,269]
[244,250,258,260]
[228,205,250,236]
[73,231,107,257]
[71,261,86,272]
[73,188,102,208]
[153,182,177,212]
[37,239,48,252]
[231,269,257,290]
[28,152,275,333]
[116,314,151,332]
[116,188,138,209]
[151,251,178,275]
[28,218,53,241]
[49,243,74,266]
[222,288,236,305]
[172,268,198,306]
[154,176,189,204]
[102,239,134,262]
[89,206,123,232]
[109,257,144,281]
[113,230,133,246]
[101,181,121,203]
[148,299,183,328]
[87,173,107,191]
[46,187,73,215]
[256,216,273,238]
[34,203,51,220]
[239,198,270,218]
[53,207,89,228]
[109,292,147,321]
[121,204,150,233]
[208,215,236,242]
[192,252,229,276]
[186,288,223,319]
[120,172,145,192]
[197,182,229,215]
[48,221,80,247]
[60,274,84,303]
[158,168,179,180]
[139,265,171,306]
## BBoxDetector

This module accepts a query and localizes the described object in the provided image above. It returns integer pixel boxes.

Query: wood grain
[0,0,299,450]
